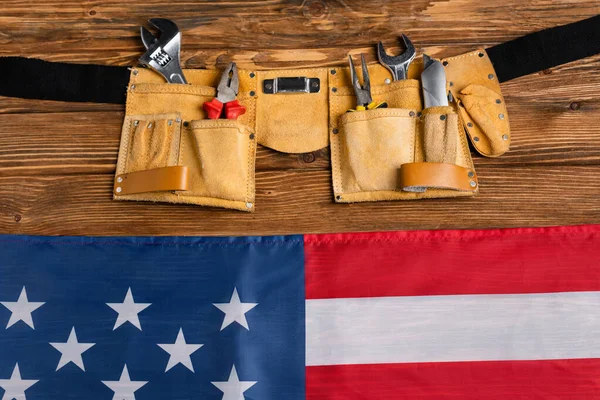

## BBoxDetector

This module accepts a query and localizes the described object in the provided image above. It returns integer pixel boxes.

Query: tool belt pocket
[331,105,478,203]
[115,114,256,212]
[332,109,416,201]
[399,106,479,194]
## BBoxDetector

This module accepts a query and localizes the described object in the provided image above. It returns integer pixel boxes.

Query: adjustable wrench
[377,34,416,81]
[139,18,187,84]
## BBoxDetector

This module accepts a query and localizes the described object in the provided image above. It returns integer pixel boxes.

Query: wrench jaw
[377,34,417,81]
[138,19,188,84]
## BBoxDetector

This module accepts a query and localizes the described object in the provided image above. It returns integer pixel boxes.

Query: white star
[106,288,151,331]
[0,363,38,400]
[102,364,147,400]
[157,328,203,372]
[1,287,45,330]
[211,365,256,400]
[213,288,257,331]
[49,327,95,371]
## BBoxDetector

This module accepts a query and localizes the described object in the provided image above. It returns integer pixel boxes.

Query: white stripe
[306,291,600,366]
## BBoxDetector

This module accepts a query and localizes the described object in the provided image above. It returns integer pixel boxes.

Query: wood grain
[0,0,599,236]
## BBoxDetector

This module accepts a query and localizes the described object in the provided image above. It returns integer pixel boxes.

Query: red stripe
[306,359,600,400]
[305,225,600,299]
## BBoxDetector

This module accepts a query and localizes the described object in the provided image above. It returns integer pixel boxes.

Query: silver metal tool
[139,18,187,84]
[377,34,416,81]
[347,54,387,111]
[421,54,449,108]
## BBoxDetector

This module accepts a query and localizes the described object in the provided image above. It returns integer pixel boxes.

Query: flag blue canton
[0,235,306,400]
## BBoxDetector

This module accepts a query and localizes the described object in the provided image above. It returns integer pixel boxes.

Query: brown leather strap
[399,162,478,192]
[114,166,189,195]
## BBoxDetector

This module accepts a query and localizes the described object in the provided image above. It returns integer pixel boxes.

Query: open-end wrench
[139,18,187,84]
[377,34,416,81]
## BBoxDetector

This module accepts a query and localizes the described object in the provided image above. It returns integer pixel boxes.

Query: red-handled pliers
[203,62,246,120]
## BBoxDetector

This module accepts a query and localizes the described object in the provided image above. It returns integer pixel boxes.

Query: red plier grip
[224,100,246,120]
[203,98,225,120]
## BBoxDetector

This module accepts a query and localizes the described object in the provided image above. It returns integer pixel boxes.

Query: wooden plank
[0,0,599,237]
[0,1,597,67]
[0,165,598,236]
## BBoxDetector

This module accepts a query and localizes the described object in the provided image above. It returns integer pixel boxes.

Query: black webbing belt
[0,15,598,104]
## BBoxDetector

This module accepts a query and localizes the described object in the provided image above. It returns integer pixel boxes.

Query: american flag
[0,225,599,399]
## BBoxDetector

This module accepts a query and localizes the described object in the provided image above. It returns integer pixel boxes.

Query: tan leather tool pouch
[443,50,511,157]
[329,64,478,203]
[114,69,257,212]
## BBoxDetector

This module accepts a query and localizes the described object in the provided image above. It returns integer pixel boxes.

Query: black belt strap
[0,15,598,104]
[487,14,600,82]
[0,57,129,104]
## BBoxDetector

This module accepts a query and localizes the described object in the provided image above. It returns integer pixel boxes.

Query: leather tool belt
[1,15,599,212]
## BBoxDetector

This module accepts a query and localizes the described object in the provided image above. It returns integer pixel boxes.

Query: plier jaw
[203,62,246,120]
[348,54,388,112]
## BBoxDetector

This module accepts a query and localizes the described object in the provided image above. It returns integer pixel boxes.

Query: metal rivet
[440,115,446,121]
[147,123,153,128]
[384,78,391,85]
[250,91,256,96]
[117,177,123,183]
[336,195,342,201]
[470,180,477,188]
[442,61,448,66]
[130,84,136,90]
[502,134,509,141]
[468,171,475,178]
[183,121,189,127]
[116,187,122,193]
[473,136,480,142]
[133,120,139,126]
[265,83,273,90]
[168,120,173,126]
[467,122,473,128]
[250,72,255,78]
[132,69,138,75]
[449,81,453,87]
[330,69,337,75]
[176,117,181,123]
[499,113,505,120]
[332,87,338,93]
[249,133,255,140]
[478,52,485,58]
[311,81,319,88]
[333,128,339,134]
[246,202,253,209]
[496,99,502,104]
[409,111,416,117]
[488,74,495,80]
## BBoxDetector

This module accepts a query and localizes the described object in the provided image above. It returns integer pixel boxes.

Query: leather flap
[400,162,478,192]
[442,50,511,157]
[115,166,189,195]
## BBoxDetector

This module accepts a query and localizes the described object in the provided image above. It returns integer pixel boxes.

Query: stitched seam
[246,127,254,203]
[443,50,484,62]
[132,86,216,96]
[343,113,414,124]
[119,118,132,175]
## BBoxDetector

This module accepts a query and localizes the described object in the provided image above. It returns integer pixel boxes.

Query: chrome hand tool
[203,62,246,120]
[377,34,416,81]
[348,54,388,112]
[139,18,187,84]
[421,54,449,108]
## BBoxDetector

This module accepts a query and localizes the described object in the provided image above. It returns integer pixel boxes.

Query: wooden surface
[0,1,599,236]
